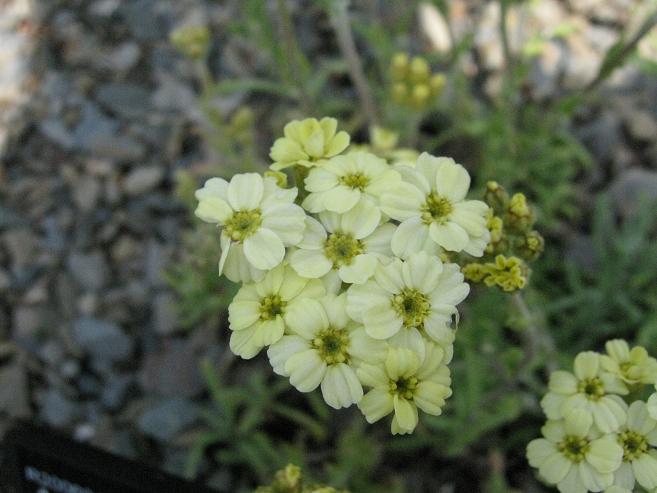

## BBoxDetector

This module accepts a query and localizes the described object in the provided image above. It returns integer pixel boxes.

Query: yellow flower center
[391,288,431,328]
[389,376,419,400]
[259,294,286,321]
[312,327,350,365]
[224,209,262,241]
[324,232,364,268]
[339,172,370,191]
[557,435,590,463]
[618,430,649,461]
[420,192,453,225]
[577,377,605,401]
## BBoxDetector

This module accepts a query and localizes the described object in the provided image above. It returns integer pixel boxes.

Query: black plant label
[1,422,216,493]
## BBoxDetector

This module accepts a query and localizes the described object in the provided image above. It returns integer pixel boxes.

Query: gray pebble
[72,317,134,363]
[138,397,200,442]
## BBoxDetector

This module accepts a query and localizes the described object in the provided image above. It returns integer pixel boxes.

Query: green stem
[328,0,380,129]
[293,165,310,203]
[584,8,657,94]
[276,0,313,113]
[499,0,514,84]
[512,291,558,376]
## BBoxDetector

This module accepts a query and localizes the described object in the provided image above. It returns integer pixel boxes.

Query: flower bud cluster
[389,53,445,110]
[527,340,657,493]
[462,181,544,292]
[255,464,348,493]
[170,25,211,60]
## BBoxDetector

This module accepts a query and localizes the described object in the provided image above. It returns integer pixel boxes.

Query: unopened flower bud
[392,82,409,104]
[390,52,409,81]
[170,25,211,60]
[483,181,509,215]
[515,230,544,261]
[429,73,446,97]
[411,83,431,108]
[409,56,430,83]
[505,193,534,232]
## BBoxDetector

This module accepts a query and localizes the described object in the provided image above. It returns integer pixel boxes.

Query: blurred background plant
[159,0,657,491]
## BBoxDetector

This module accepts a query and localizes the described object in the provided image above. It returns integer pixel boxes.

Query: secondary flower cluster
[255,464,347,493]
[527,340,657,493]
[389,53,445,110]
[195,117,491,434]
[462,181,544,292]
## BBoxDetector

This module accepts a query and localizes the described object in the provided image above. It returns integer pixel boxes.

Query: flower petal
[577,462,612,492]
[243,228,285,270]
[290,248,333,279]
[326,131,350,157]
[228,300,261,331]
[195,197,233,223]
[393,395,418,432]
[346,282,389,322]
[323,186,361,213]
[391,217,431,259]
[348,327,388,364]
[305,167,340,192]
[401,251,443,293]
[261,203,305,245]
[414,381,449,415]
[222,242,265,283]
[338,254,378,284]
[298,216,327,250]
[526,438,557,467]
[549,371,579,394]
[434,157,471,202]
[340,199,381,239]
[364,304,402,340]
[586,437,623,474]
[267,335,309,376]
[380,182,424,221]
[227,173,263,210]
[539,453,572,484]
[574,351,600,380]
[285,298,329,339]
[321,364,363,409]
[633,452,657,490]
[429,221,469,252]
[385,348,421,380]
[358,388,393,423]
[286,349,327,392]
[374,258,405,294]
[363,223,395,256]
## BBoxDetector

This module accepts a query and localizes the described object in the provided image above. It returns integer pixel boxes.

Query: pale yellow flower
[601,339,657,386]
[527,409,623,493]
[302,151,401,214]
[347,252,469,346]
[195,174,305,283]
[541,352,629,433]
[227,264,324,359]
[270,117,350,171]
[290,200,394,284]
[610,401,657,491]
[267,293,386,409]
[357,346,452,434]
[381,153,490,258]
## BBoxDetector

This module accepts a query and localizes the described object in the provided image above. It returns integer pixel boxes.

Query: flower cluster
[255,464,348,493]
[169,25,211,60]
[389,53,445,109]
[527,340,657,493]
[462,181,544,292]
[195,117,492,434]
